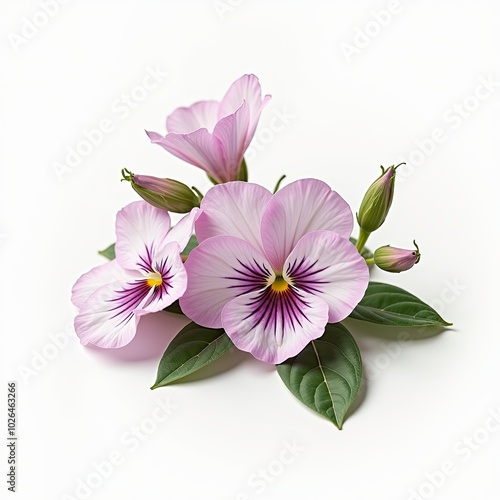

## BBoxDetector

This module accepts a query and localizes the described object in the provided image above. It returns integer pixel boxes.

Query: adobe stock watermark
[232,440,305,499]
[364,278,466,381]
[397,74,500,181]
[51,65,168,182]
[245,106,295,163]
[213,0,243,21]
[407,404,500,500]
[340,0,403,63]
[8,0,72,53]
[60,396,177,500]
[17,321,76,385]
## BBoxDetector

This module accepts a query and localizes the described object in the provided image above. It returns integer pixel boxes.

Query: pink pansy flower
[72,202,200,348]
[180,179,369,364]
[146,74,271,184]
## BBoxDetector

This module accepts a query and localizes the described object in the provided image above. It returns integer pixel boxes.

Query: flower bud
[122,169,200,213]
[357,165,398,233]
[373,241,420,273]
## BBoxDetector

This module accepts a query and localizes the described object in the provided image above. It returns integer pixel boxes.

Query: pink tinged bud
[357,165,399,233]
[122,169,200,213]
[374,241,421,273]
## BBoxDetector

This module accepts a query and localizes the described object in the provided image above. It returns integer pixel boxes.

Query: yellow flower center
[271,275,289,292]
[146,271,163,288]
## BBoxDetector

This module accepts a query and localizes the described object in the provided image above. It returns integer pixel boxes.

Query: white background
[2,1,500,499]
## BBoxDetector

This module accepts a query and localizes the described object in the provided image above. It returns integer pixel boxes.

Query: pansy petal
[164,208,201,251]
[71,259,128,309]
[221,287,329,364]
[261,179,354,270]
[212,101,250,181]
[219,74,271,149]
[115,201,171,271]
[179,236,274,328]
[284,230,369,323]
[148,128,227,183]
[142,242,188,312]
[74,271,154,348]
[195,182,272,251]
[74,243,186,348]
[166,100,220,134]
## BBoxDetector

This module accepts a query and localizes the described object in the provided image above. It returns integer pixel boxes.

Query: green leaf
[349,237,372,260]
[163,300,184,315]
[98,243,115,260]
[181,235,198,257]
[350,281,452,327]
[277,323,362,429]
[152,322,233,388]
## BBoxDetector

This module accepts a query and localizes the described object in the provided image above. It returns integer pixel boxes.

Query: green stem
[206,174,218,185]
[356,228,370,253]
[365,257,375,265]
[237,158,248,181]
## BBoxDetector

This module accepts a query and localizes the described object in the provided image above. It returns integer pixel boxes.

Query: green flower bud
[122,169,200,213]
[373,240,421,273]
[357,165,399,233]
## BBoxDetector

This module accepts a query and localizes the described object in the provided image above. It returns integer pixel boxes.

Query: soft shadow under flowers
[85,311,266,381]
[85,311,190,362]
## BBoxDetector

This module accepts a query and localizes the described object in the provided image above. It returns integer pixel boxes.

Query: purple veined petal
[74,243,187,348]
[148,128,228,183]
[221,286,329,364]
[115,201,172,271]
[166,100,220,134]
[140,241,188,312]
[145,241,187,312]
[213,101,251,182]
[71,259,128,309]
[261,178,354,270]
[283,230,369,323]
[74,271,155,348]
[218,74,271,150]
[195,182,272,252]
[164,208,201,252]
[179,235,274,328]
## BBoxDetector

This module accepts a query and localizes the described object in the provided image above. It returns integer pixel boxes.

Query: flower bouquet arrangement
[72,75,451,429]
